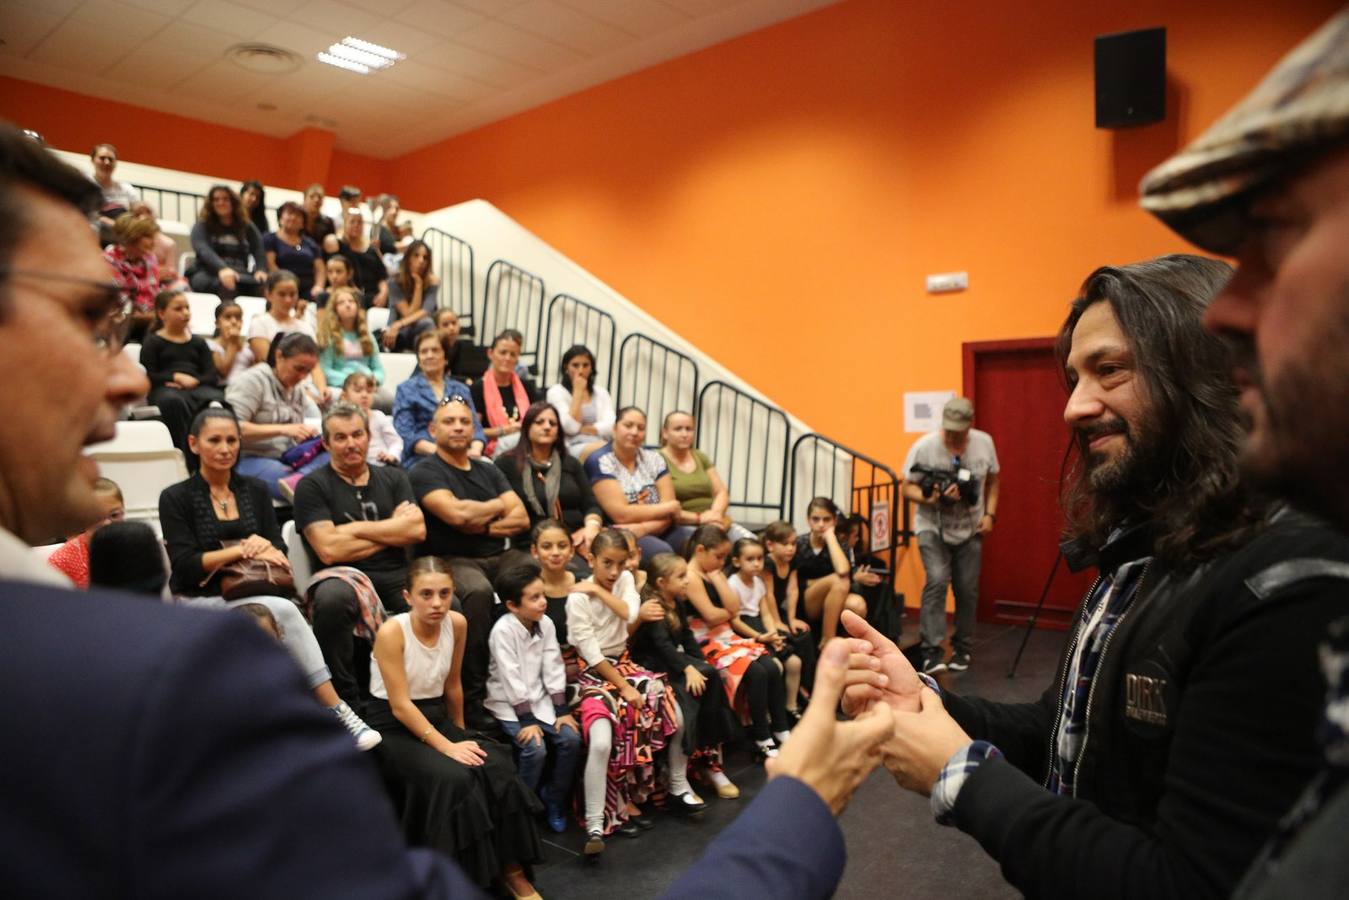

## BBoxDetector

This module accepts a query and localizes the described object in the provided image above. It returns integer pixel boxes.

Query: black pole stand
[1007,550,1063,679]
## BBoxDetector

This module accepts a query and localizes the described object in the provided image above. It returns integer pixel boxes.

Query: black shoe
[631,813,655,830]
[947,652,971,672]
[921,650,947,675]
[618,821,643,838]
[667,790,706,815]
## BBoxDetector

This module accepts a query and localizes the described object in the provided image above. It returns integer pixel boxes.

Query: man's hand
[393,500,420,520]
[882,688,972,797]
[766,638,893,815]
[840,610,922,717]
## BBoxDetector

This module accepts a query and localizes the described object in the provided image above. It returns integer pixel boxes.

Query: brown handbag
[204,557,296,601]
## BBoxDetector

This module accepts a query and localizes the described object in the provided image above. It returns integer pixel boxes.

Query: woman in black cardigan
[494,401,604,574]
[158,408,380,751]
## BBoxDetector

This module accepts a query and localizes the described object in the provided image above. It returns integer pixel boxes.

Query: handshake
[769,611,973,812]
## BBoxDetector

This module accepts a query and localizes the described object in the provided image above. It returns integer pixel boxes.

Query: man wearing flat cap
[1140,9,1349,897]
[901,396,1000,674]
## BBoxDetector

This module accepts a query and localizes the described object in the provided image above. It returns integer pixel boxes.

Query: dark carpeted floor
[530,620,1067,899]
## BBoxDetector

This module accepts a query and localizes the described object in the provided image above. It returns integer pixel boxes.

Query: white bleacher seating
[366,307,390,333]
[84,421,187,533]
[178,251,195,277]
[236,296,266,333]
[379,351,418,388]
[32,543,61,562]
[282,519,314,593]
[187,292,221,335]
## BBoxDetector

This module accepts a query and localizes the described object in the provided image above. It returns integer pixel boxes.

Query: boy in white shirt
[485,561,581,834]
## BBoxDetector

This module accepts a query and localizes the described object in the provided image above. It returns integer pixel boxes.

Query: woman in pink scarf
[470,328,540,458]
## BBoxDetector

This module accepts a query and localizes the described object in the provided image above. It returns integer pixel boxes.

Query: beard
[1078,416,1153,496]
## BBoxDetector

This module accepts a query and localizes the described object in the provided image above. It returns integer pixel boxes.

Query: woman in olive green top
[658,410,754,541]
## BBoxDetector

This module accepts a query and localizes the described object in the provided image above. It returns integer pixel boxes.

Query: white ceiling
[0,0,839,157]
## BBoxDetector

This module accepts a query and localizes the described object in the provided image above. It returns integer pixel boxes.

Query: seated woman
[792,497,868,644]
[584,406,687,559]
[140,289,226,466]
[658,410,755,542]
[631,552,740,800]
[129,201,188,291]
[323,207,387,310]
[239,180,269,236]
[264,201,324,304]
[104,213,160,342]
[392,329,485,468]
[189,184,266,299]
[382,239,439,352]
[247,270,327,400]
[682,525,791,759]
[435,308,490,383]
[158,407,379,751]
[206,299,253,385]
[470,329,540,459]
[367,557,542,895]
[317,286,387,403]
[546,345,614,460]
[494,402,603,572]
[224,332,329,500]
[300,183,335,246]
[91,142,136,244]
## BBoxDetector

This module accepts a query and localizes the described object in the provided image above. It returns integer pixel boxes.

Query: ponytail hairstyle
[641,552,687,633]
[761,520,795,545]
[212,299,242,338]
[590,528,630,559]
[806,496,841,519]
[152,288,181,331]
[730,536,764,569]
[405,555,454,591]
[683,523,729,561]
[530,517,570,547]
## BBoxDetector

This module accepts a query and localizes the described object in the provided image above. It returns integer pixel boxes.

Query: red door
[964,338,1095,629]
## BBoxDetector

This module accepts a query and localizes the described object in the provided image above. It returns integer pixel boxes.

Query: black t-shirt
[793,534,843,582]
[293,464,415,576]
[544,590,570,647]
[410,455,513,559]
[469,377,541,426]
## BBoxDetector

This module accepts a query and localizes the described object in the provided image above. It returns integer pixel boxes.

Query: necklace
[210,490,232,514]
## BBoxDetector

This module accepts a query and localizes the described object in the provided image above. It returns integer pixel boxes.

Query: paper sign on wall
[904,390,956,433]
[870,501,891,552]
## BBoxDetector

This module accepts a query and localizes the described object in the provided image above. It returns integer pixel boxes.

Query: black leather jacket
[943,510,1349,899]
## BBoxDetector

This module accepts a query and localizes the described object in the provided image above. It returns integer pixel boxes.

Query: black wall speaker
[1095,27,1166,129]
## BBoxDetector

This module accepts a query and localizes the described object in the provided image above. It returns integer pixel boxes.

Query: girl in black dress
[140,289,226,467]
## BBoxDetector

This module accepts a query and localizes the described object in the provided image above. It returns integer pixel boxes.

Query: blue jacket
[392,371,485,467]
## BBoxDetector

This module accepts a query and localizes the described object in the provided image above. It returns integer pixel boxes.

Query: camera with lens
[910,463,980,506]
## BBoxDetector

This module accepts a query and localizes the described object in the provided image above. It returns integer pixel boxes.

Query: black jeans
[310,568,407,708]
[742,655,789,741]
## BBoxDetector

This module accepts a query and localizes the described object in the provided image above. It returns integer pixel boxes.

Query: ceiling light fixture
[316,36,404,75]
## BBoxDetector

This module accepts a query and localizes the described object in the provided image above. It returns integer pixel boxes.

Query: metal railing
[616,333,699,438]
[540,294,618,394]
[695,380,790,527]
[133,185,205,225]
[481,259,545,371]
[420,227,476,336]
[788,433,908,571]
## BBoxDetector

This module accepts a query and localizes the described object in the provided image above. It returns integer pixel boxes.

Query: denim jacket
[392,372,484,467]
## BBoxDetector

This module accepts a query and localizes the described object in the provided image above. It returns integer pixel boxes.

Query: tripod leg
[1007,550,1063,678]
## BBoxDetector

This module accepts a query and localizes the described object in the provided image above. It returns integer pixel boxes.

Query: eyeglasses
[0,267,131,354]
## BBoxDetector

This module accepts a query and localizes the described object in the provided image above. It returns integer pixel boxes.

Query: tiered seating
[83,420,187,534]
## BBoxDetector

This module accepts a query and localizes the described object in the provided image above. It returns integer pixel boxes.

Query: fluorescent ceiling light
[316,36,405,75]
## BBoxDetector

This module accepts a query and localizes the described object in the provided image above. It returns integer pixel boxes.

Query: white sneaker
[773,730,792,746]
[332,701,382,752]
[754,738,779,759]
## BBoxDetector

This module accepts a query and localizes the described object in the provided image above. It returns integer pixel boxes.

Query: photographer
[901,397,999,673]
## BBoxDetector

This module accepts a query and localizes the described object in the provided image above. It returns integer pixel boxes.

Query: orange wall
[0,75,388,195]
[388,0,1338,604]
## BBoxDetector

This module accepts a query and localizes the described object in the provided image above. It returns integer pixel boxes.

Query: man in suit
[0,125,891,897]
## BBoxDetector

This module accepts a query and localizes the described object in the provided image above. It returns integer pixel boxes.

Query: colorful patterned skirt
[688,617,769,713]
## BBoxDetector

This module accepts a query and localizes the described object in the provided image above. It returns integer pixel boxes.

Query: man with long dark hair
[1139,10,1349,897]
[841,253,1349,898]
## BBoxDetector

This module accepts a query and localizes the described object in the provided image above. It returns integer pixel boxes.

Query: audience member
[843,255,1349,899]
[323,207,388,309]
[225,331,327,500]
[342,372,401,465]
[585,406,687,558]
[486,560,582,834]
[566,529,691,855]
[128,200,187,290]
[295,401,425,710]
[103,212,160,341]
[435,307,490,382]
[383,239,440,351]
[393,329,485,467]
[317,285,385,393]
[158,407,379,751]
[546,344,614,459]
[189,184,265,299]
[90,142,135,243]
[140,289,225,465]
[366,557,543,895]
[471,329,540,458]
[313,250,354,309]
[531,518,578,649]
[87,520,167,596]
[902,396,1000,674]
[659,410,754,541]
[760,520,818,691]
[494,401,603,568]
[729,537,805,717]
[239,179,268,237]
[300,183,335,246]
[46,477,123,588]
[374,194,408,256]
[684,524,791,759]
[247,270,316,365]
[410,398,531,725]
[632,552,740,800]
[264,200,324,301]
[206,299,252,384]
[793,497,866,643]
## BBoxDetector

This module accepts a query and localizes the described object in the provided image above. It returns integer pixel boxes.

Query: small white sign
[870,501,891,552]
[904,390,957,433]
